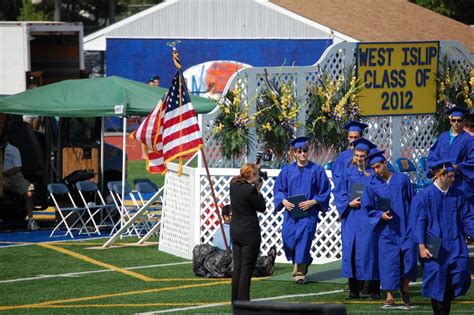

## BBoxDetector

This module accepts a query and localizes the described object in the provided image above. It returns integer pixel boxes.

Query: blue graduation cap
[288,136,310,149]
[351,138,377,152]
[427,159,455,179]
[366,149,386,166]
[343,121,368,133]
[446,106,469,117]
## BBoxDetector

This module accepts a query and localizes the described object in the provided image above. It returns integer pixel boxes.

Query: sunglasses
[450,118,463,123]
[296,148,309,154]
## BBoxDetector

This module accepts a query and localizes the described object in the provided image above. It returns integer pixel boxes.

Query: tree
[17,0,51,20]
[410,0,474,25]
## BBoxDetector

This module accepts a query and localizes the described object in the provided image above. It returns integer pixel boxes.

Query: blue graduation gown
[414,184,474,302]
[362,172,418,290]
[332,148,353,188]
[274,161,331,264]
[428,131,474,203]
[333,166,379,281]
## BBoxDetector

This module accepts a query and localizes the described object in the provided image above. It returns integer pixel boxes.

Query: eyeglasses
[450,118,463,123]
[296,148,309,154]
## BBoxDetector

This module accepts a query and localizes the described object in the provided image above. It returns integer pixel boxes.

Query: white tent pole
[100,117,105,191]
[120,116,127,233]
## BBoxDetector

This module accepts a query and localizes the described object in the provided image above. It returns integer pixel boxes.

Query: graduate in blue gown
[332,121,368,188]
[333,138,380,300]
[273,137,331,284]
[427,106,474,204]
[414,160,474,315]
[362,150,417,308]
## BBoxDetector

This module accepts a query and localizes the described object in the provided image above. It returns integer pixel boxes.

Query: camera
[255,151,268,182]
[259,169,268,181]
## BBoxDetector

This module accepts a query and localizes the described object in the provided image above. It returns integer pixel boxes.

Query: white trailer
[0,21,84,95]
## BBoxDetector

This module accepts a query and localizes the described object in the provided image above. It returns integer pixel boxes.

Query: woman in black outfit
[230,163,267,303]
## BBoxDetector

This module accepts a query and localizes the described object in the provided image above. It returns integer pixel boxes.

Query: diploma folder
[350,183,366,200]
[377,198,391,212]
[287,195,310,219]
[426,234,441,259]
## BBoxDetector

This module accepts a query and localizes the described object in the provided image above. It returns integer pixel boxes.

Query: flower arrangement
[212,85,266,164]
[256,71,303,162]
[305,66,364,152]
[434,56,473,136]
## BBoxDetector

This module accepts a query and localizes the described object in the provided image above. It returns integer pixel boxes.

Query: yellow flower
[466,98,473,108]
[262,122,272,131]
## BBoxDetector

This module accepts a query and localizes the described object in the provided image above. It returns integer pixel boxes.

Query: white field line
[135,289,345,315]
[0,261,191,284]
[135,281,428,315]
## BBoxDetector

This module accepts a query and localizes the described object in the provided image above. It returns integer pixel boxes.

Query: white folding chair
[76,180,118,233]
[107,181,148,237]
[47,183,99,238]
[135,181,162,235]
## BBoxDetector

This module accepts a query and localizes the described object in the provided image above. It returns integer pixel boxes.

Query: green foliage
[17,0,51,21]
[410,0,474,25]
[256,74,303,162]
[433,54,473,137]
[213,88,255,163]
[305,66,363,152]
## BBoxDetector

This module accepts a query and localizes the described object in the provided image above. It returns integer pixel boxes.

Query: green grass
[1,238,473,314]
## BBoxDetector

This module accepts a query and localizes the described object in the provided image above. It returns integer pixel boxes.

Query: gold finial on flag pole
[167,40,182,69]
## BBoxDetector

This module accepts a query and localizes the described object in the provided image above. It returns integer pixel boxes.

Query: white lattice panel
[158,164,198,259]
[195,168,341,264]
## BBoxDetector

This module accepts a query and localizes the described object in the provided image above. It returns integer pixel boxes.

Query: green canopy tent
[0,76,216,210]
[0,76,216,116]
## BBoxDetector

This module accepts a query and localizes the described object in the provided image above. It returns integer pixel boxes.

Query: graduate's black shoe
[303,257,313,275]
[400,290,411,307]
[368,293,380,300]
[269,246,277,266]
[346,292,360,300]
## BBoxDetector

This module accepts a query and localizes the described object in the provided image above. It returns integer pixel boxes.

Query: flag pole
[170,42,230,253]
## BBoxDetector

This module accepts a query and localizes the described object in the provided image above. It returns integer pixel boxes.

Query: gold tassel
[173,49,182,69]
[289,146,295,162]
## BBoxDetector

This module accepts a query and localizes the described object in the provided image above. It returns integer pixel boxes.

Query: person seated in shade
[414,159,474,315]
[2,140,39,231]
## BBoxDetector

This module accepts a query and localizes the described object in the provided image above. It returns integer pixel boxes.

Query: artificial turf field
[1,237,473,315]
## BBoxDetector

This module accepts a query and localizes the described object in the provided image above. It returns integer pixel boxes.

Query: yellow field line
[0,280,230,311]
[1,302,218,309]
[38,243,155,282]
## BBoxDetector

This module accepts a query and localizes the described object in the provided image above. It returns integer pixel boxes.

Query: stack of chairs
[75,180,118,234]
[107,181,154,237]
[47,183,100,238]
[134,179,162,236]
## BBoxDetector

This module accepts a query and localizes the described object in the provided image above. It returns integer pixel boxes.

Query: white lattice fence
[160,163,341,264]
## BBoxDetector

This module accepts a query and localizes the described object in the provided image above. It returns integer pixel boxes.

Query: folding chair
[47,183,99,238]
[107,181,149,237]
[135,181,162,236]
[76,180,118,233]
[395,157,431,190]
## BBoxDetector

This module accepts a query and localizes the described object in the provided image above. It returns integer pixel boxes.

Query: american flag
[131,69,203,174]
